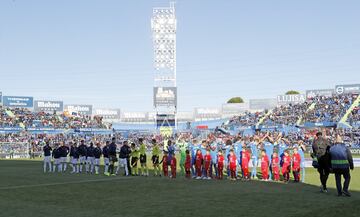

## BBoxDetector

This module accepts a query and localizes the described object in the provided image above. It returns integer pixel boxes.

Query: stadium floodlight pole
[151,2,177,130]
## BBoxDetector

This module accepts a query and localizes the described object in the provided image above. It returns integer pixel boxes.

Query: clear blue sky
[1,0,359,112]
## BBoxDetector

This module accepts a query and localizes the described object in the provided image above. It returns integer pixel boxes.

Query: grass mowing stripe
[0,176,134,190]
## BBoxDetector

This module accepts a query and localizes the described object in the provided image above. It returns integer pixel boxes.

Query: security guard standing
[312,132,331,193]
[329,136,354,197]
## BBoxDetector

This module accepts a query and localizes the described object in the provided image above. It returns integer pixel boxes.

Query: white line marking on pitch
[0,177,134,190]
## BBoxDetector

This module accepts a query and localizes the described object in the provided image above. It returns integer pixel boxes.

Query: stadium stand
[0,106,110,129]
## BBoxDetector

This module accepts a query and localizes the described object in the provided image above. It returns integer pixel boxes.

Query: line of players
[177,138,305,182]
[43,135,306,182]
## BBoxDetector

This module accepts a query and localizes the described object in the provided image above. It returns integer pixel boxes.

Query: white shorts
[71,158,78,164]
[104,157,110,165]
[119,158,127,167]
[94,158,100,166]
[79,156,86,164]
[44,156,51,163]
[60,157,67,163]
[87,157,95,165]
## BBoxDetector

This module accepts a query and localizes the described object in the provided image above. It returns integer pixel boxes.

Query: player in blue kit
[263,134,274,180]
[200,140,208,177]
[234,138,243,177]
[249,137,259,179]
[209,141,218,178]
[224,139,232,178]
[277,138,288,167]
[189,139,198,178]
[297,140,306,182]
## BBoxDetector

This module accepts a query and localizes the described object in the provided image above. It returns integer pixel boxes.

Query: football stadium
[1,1,360,217]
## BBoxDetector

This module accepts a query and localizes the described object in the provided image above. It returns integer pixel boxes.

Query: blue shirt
[210,143,218,164]
[225,145,231,164]
[296,144,305,165]
[234,142,242,164]
[264,142,274,159]
[200,146,207,156]
[249,142,258,159]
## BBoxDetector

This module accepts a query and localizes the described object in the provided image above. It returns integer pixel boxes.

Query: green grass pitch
[0,160,359,217]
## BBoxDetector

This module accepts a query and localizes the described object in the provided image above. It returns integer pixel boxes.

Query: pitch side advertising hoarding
[277,94,306,105]
[93,108,121,119]
[306,89,334,98]
[3,96,33,108]
[65,104,93,115]
[335,84,360,94]
[34,100,64,112]
[249,98,277,110]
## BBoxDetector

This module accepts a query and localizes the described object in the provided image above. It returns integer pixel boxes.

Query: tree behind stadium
[285,90,300,95]
[227,97,244,103]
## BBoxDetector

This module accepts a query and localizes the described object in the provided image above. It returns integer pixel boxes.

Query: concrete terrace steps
[297,102,316,125]
[256,110,272,128]
[339,95,360,128]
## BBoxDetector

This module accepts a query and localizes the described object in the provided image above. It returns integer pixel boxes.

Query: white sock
[105,165,109,173]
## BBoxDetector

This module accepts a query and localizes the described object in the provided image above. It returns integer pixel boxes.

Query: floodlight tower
[151,2,177,129]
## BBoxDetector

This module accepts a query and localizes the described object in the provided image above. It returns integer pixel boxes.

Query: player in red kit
[261,149,269,181]
[217,150,225,180]
[241,146,251,180]
[185,150,191,179]
[195,149,203,179]
[170,155,177,179]
[204,150,212,180]
[229,150,237,181]
[282,150,291,183]
[292,147,301,182]
[160,151,169,177]
[271,152,280,181]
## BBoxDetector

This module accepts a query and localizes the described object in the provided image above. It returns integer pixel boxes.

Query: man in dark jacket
[330,136,354,197]
[78,140,87,173]
[118,140,132,176]
[312,132,331,192]
[107,137,117,176]
[103,141,110,175]
[94,143,102,175]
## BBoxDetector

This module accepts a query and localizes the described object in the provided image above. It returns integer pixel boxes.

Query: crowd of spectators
[347,102,360,127]
[262,102,310,126]
[0,106,111,129]
[225,111,266,128]
[1,127,360,159]
[225,94,357,128]
[302,94,354,123]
